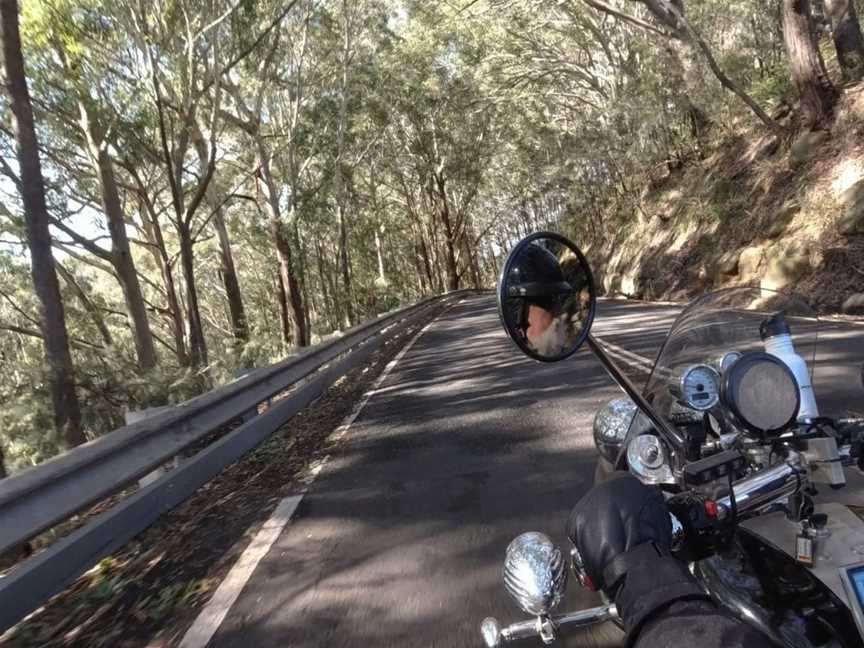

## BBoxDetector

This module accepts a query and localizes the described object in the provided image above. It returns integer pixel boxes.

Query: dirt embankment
[591,86,864,316]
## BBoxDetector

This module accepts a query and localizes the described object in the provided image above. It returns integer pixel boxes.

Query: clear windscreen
[626,287,864,445]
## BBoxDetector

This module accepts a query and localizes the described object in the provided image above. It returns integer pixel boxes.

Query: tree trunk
[213,210,248,343]
[272,224,309,346]
[374,226,387,285]
[256,145,309,347]
[433,174,460,291]
[0,0,85,448]
[334,0,355,328]
[276,271,292,344]
[139,201,187,365]
[190,122,248,343]
[783,0,839,129]
[177,224,208,367]
[825,0,864,80]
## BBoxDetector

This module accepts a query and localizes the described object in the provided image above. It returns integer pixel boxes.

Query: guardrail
[0,289,481,634]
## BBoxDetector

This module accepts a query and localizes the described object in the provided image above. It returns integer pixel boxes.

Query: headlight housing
[593,397,637,463]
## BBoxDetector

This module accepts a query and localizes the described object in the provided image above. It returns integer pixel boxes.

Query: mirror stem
[586,335,687,451]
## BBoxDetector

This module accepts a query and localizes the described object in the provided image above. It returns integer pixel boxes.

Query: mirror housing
[497,232,596,362]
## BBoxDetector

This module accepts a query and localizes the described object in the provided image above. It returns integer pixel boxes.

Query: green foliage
[0,0,836,474]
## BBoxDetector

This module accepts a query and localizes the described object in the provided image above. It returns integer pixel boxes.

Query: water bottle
[760,312,820,419]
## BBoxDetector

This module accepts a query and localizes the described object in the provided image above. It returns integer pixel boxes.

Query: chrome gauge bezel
[679,363,721,411]
[718,351,743,374]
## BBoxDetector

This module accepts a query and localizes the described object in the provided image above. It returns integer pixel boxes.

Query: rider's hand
[567,473,710,641]
[567,472,672,594]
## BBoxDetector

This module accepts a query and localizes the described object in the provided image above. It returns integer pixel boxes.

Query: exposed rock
[738,246,765,282]
[842,293,864,315]
[767,218,789,239]
[838,180,864,234]
[718,253,739,276]
[760,249,812,291]
[789,130,830,166]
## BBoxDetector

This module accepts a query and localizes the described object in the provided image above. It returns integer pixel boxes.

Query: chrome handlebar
[716,456,805,520]
[481,604,618,647]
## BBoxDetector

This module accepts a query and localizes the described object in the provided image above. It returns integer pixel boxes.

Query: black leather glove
[567,473,710,643]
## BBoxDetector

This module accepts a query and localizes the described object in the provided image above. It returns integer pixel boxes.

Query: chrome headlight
[627,434,676,485]
[503,532,567,616]
[593,398,637,463]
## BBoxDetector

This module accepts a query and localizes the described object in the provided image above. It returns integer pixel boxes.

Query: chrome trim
[679,364,720,411]
[627,434,676,485]
[593,398,637,464]
[503,532,568,616]
[480,604,618,647]
[716,457,804,520]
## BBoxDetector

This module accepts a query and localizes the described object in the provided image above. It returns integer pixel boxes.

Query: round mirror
[497,232,596,362]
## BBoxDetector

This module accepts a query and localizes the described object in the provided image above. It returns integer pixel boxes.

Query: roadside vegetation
[1,0,863,475]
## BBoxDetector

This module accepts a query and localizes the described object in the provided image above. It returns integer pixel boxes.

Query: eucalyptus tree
[20,0,159,371]
[824,0,864,82]
[0,0,85,448]
[783,0,839,129]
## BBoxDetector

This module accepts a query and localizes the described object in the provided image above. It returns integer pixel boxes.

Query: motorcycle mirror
[497,232,596,362]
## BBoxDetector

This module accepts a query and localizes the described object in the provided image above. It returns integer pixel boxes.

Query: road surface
[205,295,864,648]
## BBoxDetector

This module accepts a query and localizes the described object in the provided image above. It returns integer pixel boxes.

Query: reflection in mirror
[498,233,596,362]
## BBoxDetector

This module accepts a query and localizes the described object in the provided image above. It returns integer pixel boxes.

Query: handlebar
[480,604,618,647]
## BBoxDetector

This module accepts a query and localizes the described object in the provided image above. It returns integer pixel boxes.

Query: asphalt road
[209,295,864,648]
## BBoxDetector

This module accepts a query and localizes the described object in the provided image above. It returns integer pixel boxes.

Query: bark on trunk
[276,271,292,344]
[139,202,187,365]
[432,174,460,291]
[825,0,864,80]
[1,0,85,448]
[272,224,308,346]
[256,147,309,347]
[783,0,839,129]
[334,0,355,327]
[213,210,248,342]
[74,92,158,371]
[178,224,208,366]
[190,123,248,343]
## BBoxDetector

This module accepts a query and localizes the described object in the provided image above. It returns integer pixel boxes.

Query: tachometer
[680,364,720,411]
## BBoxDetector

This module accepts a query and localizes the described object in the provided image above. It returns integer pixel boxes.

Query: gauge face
[681,364,720,410]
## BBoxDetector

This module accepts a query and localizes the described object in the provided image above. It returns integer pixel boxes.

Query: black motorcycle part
[721,352,800,438]
[683,450,747,486]
[738,529,864,648]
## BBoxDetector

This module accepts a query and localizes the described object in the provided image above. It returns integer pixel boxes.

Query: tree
[824,0,864,81]
[0,0,85,448]
[783,0,839,129]
[582,0,781,131]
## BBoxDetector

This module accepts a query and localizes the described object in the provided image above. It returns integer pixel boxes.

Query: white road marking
[178,495,302,648]
[177,304,455,648]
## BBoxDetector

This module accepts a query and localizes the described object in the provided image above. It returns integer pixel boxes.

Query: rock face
[842,293,864,315]
[718,252,739,276]
[738,246,765,282]
[838,180,864,234]
[789,130,830,166]
[760,249,812,291]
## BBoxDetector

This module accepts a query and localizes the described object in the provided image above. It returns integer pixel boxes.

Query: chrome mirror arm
[586,335,688,453]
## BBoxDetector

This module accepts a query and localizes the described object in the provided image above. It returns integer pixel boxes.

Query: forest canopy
[1,0,861,474]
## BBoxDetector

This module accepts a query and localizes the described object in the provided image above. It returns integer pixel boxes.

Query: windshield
[626,287,864,446]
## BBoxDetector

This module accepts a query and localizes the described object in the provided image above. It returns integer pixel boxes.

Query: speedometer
[680,364,720,411]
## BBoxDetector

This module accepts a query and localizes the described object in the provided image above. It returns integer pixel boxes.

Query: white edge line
[177,302,456,648]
